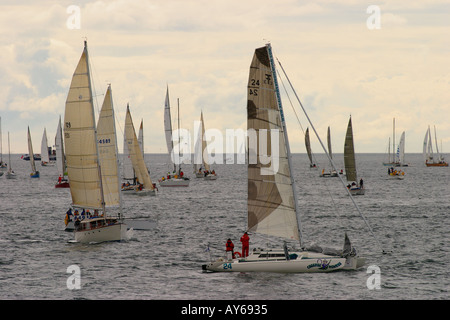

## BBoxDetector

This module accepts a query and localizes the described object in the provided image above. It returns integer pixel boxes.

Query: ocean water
[0,153,448,301]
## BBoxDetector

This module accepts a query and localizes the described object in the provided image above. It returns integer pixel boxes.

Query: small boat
[123,104,157,196]
[383,118,409,167]
[344,117,365,195]
[423,125,448,167]
[193,111,217,180]
[387,167,405,180]
[320,126,338,177]
[63,41,126,243]
[54,116,70,188]
[203,44,367,273]
[159,88,190,187]
[27,126,40,178]
[0,117,7,170]
[5,132,16,179]
[40,128,54,166]
[305,127,317,168]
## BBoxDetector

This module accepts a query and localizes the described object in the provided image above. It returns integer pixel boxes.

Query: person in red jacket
[226,238,235,259]
[240,232,250,257]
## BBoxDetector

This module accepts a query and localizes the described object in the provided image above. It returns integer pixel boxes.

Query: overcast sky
[0,0,448,155]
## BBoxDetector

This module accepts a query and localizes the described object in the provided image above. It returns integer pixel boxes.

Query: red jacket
[226,239,234,251]
[240,233,249,246]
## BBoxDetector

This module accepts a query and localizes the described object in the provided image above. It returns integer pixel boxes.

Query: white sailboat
[64,41,126,243]
[423,125,448,167]
[5,132,16,179]
[383,118,409,167]
[203,44,366,273]
[55,116,70,188]
[159,87,190,187]
[123,104,157,196]
[40,128,54,166]
[320,126,339,177]
[0,117,7,170]
[193,111,217,180]
[344,117,365,195]
[27,126,40,178]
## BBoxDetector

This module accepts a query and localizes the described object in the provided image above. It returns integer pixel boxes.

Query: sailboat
[5,132,16,179]
[193,111,217,180]
[320,126,339,177]
[344,117,365,195]
[54,116,70,188]
[27,127,40,178]
[40,128,54,166]
[304,127,316,168]
[123,104,157,196]
[423,125,448,167]
[383,118,409,167]
[0,117,7,170]
[203,44,365,273]
[64,41,126,243]
[159,87,190,187]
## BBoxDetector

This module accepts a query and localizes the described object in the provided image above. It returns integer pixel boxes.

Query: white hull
[159,178,190,187]
[203,249,364,273]
[74,221,127,243]
[122,187,157,196]
[349,187,365,195]
[195,172,204,178]
[66,219,154,231]
[6,172,16,179]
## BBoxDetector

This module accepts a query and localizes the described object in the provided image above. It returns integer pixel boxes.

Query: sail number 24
[223,263,232,270]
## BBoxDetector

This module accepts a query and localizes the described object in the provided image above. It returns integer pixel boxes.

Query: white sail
[344,117,357,183]
[124,104,154,190]
[40,128,50,165]
[305,127,314,166]
[97,84,121,207]
[138,120,144,156]
[247,45,299,241]
[164,86,175,171]
[55,117,66,178]
[396,131,405,165]
[64,41,103,210]
[200,111,210,172]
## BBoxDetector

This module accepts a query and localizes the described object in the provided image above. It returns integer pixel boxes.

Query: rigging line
[276,68,321,169]
[276,57,387,254]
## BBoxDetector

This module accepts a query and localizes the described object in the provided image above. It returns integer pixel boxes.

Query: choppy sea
[0,153,448,305]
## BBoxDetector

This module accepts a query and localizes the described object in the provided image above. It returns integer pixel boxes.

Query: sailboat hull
[159,178,190,187]
[30,171,40,178]
[203,250,351,273]
[204,174,217,180]
[55,181,70,188]
[425,162,448,167]
[74,221,127,243]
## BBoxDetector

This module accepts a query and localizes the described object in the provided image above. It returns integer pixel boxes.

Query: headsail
[27,126,37,174]
[41,128,50,164]
[64,41,103,210]
[247,45,299,242]
[97,84,121,208]
[164,86,176,172]
[55,116,66,177]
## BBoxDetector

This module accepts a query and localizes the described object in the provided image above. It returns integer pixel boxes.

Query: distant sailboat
[203,44,366,273]
[64,41,126,243]
[40,128,54,166]
[123,104,157,196]
[305,127,316,168]
[383,118,409,167]
[344,117,364,195]
[423,125,448,167]
[193,111,217,180]
[5,132,16,179]
[55,116,69,188]
[320,126,339,177]
[159,87,190,187]
[0,117,7,170]
[27,127,40,178]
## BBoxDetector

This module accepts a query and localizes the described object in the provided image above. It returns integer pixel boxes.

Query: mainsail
[305,127,314,166]
[55,117,66,178]
[64,41,104,210]
[41,128,50,164]
[246,45,299,242]
[97,84,121,208]
[124,104,154,190]
[344,117,357,182]
[327,126,333,159]
[27,126,37,174]
[164,86,176,172]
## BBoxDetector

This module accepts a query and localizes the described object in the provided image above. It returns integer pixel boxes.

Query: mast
[392,118,395,163]
[177,98,181,175]
[266,43,303,247]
